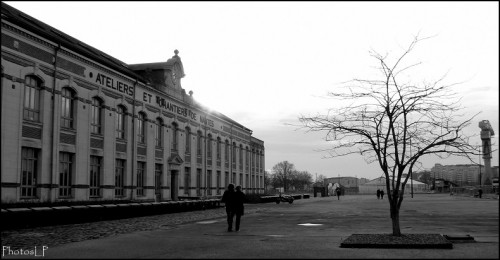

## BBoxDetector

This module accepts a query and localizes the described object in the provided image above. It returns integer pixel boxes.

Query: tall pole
[410,139,413,198]
[479,144,482,186]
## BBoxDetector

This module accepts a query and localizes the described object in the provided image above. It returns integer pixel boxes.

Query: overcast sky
[5,1,498,180]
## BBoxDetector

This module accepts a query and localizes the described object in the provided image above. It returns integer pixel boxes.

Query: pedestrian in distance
[221,183,236,232]
[478,188,483,199]
[376,189,381,199]
[234,185,246,232]
[336,187,341,200]
[380,189,384,199]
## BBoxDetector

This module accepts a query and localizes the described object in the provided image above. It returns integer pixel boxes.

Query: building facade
[430,163,499,186]
[1,3,265,204]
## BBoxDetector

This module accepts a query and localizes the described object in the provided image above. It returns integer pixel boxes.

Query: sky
[5,1,498,180]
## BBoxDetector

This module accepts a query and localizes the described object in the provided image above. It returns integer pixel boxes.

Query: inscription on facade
[95,73,134,96]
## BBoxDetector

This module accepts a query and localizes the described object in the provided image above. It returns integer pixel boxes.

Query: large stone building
[1,3,265,204]
[430,163,499,186]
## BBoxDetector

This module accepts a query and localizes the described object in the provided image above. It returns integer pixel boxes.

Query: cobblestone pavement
[1,206,264,250]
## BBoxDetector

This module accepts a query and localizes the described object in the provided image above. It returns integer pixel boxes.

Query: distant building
[430,163,484,186]
[358,177,429,195]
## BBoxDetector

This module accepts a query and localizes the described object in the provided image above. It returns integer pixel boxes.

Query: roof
[363,176,427,186]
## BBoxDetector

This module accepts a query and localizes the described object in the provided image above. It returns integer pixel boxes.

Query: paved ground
[1,194,498,259]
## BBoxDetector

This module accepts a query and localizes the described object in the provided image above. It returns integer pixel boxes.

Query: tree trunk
[390,193,402,236]
[390,206,402,236]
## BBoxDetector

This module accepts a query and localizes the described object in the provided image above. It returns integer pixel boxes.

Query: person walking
[234,185,246,232]
[336,187,341,200]
[380,189,384,199]
[221,183,236,232]
[376,189,381,199]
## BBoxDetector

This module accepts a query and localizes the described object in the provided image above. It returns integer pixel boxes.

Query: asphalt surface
[1,194,498,259]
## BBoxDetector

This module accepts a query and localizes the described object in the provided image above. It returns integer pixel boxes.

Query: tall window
[240,173,243,186]
[116,105,126,139]
[172,123,178,152]
[216,171,221,194]
[239,144,243,170]
[138,112,146,144]
[185,127,191,153]
[23,76,41,122]
[224,140,229,166]
[136,161,145,196]
[115,159,125,197]
[232,143,237,168]
[21,147,38,198]
[197,131,203,157]
[91,97,103,134]
[155,164,163,197]
[155,118,163,147]
[61,87,75,129]
[59,152,73,197]
[207,134,212,157]
[225,172,229,187]
[90,156,102,197]
[207,170,212,196]
[197,169,202,196]
[246,147,250,171]
[216,137,221,160]
[184,167,191,195]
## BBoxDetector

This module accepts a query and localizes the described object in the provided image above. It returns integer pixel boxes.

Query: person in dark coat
[380,189,384,199]
[376,189,381,199]
[234,185,246,232]
[336,187,341,200]
[221,183,236,232]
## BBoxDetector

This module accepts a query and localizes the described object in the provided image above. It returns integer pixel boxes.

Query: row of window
[22,76,264,170]
[20,147,263,199]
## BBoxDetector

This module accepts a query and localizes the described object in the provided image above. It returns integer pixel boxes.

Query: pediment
[167,153,184,165]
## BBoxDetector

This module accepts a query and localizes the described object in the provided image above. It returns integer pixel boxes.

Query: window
[224,140,229,167]
[115,159,125,197]
[240,173,243,186]
[138,112,146,144]
[23,76,41,122]
[216,137,221,162]
[116,105,126,139]
[239,145,243,170]
[207,170,212,196]
[225,172,229,187]
[91,97,103,134]
[246,147,250,171]
[197,131,203,157]
[207,134,212,166]
[137,162,145,196]
[59,152,73,198]
[172,123,178,152]
[21,147,38,198]
[197,169,202,196]
[155,164,162,197]
[232,142,236,168]
[90,156,102,197]
[185,127,191,153]
[155,118,163,147]
[216,171,221,194]
[184,167,191,195]
[61,88,75,128]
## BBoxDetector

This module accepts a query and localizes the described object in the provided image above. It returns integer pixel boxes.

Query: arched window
[197,130,203,157]
[137,112,146,144]
[155,118,163,147]
[116,105,126,139]
[61,87,75,128]
[185,127,191,153]
[216,137,221,160]
[23,76,41,121]
[207,134,212,157]
[225,140,229,161]
[91,97,103,134]
[172,122,178,152]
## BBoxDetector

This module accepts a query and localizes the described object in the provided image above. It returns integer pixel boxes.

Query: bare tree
[271,161,296,192]
[298,35,477,236]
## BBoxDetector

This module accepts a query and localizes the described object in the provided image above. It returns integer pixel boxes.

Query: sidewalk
[2,194,498,259]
